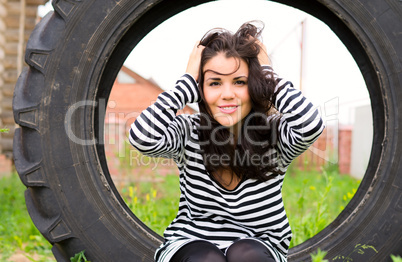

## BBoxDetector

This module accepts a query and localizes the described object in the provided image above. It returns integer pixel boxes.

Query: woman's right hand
[256,40,271,66]
[186,41,205,82]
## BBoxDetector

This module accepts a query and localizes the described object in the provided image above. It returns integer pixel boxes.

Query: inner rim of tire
[94,0,384,253]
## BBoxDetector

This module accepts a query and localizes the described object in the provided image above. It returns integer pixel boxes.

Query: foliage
[70,250,90,262]
[310,248,328,262]
[0,127,9,133]
[333,244,378,261]
[391,255,402,262]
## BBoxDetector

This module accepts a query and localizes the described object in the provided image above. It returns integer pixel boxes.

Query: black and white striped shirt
[129,67,324,262]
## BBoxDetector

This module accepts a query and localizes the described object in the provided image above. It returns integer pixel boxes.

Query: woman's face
[202,53,252,133]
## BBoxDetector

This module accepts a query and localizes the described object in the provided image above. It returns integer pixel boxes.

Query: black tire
[12,0,401,261]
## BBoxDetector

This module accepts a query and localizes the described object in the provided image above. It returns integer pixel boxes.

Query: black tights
[170,239,276,262]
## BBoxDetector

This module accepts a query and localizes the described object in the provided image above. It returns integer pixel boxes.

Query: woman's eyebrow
[234,76,248,80]
[206,77,222,81]
[205,76,248,81]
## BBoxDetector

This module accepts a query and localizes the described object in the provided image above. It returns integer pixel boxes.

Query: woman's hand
[256,40,271,66]
[186,41,205,82]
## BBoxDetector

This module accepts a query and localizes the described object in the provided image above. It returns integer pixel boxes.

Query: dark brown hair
[197,21,283,183]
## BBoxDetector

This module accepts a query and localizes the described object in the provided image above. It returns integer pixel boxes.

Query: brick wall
[338,126,352,174]
[294,126,333,171]
[294,125,352,174]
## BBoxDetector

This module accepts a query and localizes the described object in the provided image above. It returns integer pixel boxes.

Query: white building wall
[350,104,373,179]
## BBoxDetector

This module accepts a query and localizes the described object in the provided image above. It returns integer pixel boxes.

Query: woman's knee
[170,240,226,262]
[196,249,226,262]
[226,239,276,262]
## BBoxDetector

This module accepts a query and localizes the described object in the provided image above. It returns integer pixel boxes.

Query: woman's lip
[218,105,239,114]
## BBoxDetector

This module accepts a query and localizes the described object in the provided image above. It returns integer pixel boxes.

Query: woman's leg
[170,240,226,262]
[226,239,276,262]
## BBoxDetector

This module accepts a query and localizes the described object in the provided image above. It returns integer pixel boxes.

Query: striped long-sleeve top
[129,66,324,262]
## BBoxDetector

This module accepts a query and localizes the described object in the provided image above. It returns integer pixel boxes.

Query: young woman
[129,22,324,262]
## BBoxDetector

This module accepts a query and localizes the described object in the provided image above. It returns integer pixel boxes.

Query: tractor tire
[12,0,402,261]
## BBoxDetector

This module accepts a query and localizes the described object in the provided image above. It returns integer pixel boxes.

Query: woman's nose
[221,84,235,99]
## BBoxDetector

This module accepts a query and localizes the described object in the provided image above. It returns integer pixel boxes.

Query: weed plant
[311,249,329,262]
[70,250,90,262]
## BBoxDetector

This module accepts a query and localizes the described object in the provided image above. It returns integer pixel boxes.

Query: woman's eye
[209,82,220,87]
[234,80,246,86]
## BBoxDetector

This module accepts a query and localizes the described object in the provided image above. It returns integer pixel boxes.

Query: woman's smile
[218,104,239,114]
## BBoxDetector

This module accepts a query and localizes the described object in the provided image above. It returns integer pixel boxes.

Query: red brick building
[338,126,352,174]
[104,66,195,186]
[294,124,353,175]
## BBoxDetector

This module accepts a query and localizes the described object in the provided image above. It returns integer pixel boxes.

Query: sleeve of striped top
[263,65,325,167]
[128,74,201,163]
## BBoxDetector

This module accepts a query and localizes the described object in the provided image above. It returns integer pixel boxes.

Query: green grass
[123,163,361,250]
[0,174,54,261]
[0,164,360,260]
[282,164,360,247]
[121,174,180,234]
